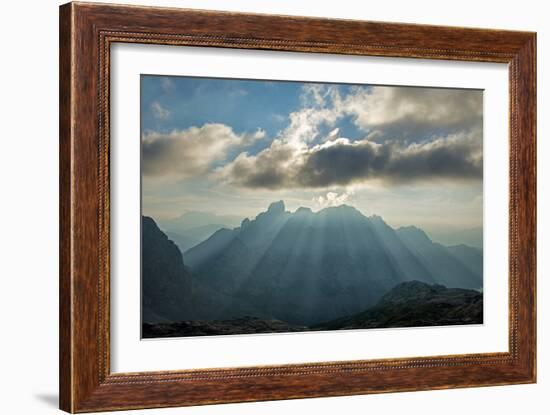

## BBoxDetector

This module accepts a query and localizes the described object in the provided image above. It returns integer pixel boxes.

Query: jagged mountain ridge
[182,201,482,325]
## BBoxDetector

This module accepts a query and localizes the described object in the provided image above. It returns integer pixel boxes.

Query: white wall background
[0,0,546,414]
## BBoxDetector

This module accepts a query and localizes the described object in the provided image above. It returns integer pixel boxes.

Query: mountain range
[427,227,483,250]
[142,201,483,330]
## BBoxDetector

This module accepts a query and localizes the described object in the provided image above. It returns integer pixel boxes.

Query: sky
[141,75,483,234]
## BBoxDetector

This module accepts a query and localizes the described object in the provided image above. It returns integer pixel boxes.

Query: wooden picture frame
[59,2,536,412]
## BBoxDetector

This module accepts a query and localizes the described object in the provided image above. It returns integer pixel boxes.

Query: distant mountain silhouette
[314,281,482,330]
[166,224,225,253]
[160,211,241,235]
[182,201,482,326]
[427,227,483,249]
[446,244,484,278]
[395,226,482,290]
[158,211,242,253]
[164,231,198,254]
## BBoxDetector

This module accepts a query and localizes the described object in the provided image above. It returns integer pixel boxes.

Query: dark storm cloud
[296,141,391,187]
[385,141,482,182]
[219,131,482,189]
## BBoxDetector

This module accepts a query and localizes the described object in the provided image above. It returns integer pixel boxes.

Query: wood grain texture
[59,2,537,412]
[59,3,73,412]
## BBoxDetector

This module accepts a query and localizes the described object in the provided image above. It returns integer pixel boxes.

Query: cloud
[300,84,339,108]
[145,83,483,190]
[281,107,341,148]
[273,84,482,148]
[217,129,482,189]
[142,124,264,179]
[315,190,355,209]
[160,77,176,94]
[275,85,345,148]
[271,113,286,123]
[216,84,483,189]
[344,86,482,141]
[383,131,482,182]
[151,101,170,120]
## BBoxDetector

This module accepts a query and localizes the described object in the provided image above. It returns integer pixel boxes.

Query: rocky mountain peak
[241,217,251,228]
[295,206,313,215]
[318,204,363,218]
[267,200,286,215]
[397,225,431,243]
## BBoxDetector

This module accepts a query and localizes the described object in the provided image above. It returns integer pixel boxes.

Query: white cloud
[271,113,286,123]
[277,85,345,149]
[151,101,170,120]
[142,124,264,179]
[344,86,482,135]
[281,107,341,148]
[160,77,176,93]
[315,190,355,209]
[301,84,334,107]
[278,85,482,146]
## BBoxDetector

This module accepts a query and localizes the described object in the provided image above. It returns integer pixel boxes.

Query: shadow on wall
[34,393,58,408]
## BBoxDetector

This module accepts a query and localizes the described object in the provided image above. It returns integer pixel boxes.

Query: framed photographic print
[59,2,536,413]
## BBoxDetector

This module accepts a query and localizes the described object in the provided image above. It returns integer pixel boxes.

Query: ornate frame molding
[60,2,536,412]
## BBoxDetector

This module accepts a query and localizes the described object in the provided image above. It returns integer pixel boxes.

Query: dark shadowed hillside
[313,281,483,330]
[142,281,482,338]
[142,317,307,338]
[142,216,266,324]
[142,216,193,323]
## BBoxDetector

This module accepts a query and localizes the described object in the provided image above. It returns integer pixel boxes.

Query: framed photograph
[59,2,536,412]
